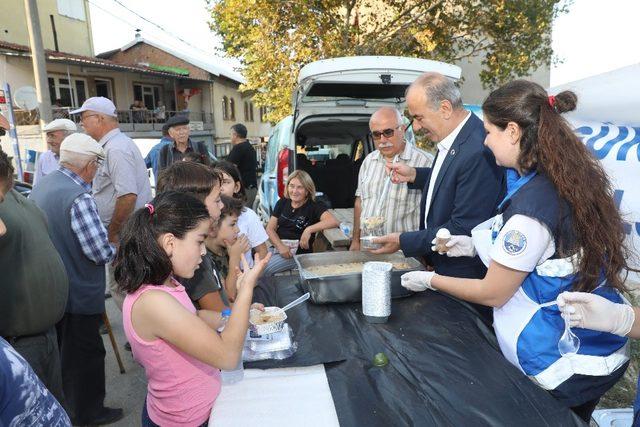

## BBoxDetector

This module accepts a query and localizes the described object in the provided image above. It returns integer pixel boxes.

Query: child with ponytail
[114,191,270,426]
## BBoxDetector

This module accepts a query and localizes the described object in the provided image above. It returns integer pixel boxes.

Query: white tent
[549,63,640,127]
[550,65,640,284]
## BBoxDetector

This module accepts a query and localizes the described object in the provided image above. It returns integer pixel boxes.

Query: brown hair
[156,162,220,202]
[284,169,316,201]
[219,194,243,222]
[482,80,634,292]
[0,149,14,192]
[213,160,246,203]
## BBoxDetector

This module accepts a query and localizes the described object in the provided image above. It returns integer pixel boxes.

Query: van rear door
[293,56,461,124]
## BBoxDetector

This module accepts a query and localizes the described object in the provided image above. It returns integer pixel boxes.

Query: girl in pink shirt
[113,191,271,426]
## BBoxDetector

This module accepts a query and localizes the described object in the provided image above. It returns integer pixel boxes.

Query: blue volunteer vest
[489,169,628,390]
[30,170,107,315]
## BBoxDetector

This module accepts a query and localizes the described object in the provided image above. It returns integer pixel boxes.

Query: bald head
[369,107,403,128]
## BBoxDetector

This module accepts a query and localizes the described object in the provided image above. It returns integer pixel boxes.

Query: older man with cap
[156,114,212,172]
[33,118,77,185]
[71,96,152,310]
[30,133,123,426]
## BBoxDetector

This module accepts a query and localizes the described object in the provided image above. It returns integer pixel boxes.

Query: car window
[297,144,352,162]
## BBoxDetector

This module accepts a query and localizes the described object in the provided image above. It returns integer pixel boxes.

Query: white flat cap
[70,96,118,118]
[60,133,105,159]
[43,118,77,132]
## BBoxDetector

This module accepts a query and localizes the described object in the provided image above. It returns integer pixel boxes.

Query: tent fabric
[249,276,585,426]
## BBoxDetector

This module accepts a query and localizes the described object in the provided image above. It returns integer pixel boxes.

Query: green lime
[372,352,389,367]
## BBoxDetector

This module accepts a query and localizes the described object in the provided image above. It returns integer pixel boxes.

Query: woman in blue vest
[401,80,633,422]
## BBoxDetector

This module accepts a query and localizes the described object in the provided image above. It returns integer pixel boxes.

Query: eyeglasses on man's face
[80,114,99,123]
[371,125,402,140]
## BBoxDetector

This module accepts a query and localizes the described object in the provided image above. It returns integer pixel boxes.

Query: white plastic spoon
[281,292,311,313]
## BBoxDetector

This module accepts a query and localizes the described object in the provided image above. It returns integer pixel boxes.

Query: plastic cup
[281,239,299,255]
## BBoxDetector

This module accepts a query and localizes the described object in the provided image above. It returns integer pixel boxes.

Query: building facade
[0,0,270,167]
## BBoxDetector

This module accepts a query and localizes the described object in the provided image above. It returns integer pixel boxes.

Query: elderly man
[350,107,432,251]
[30,134,122,425]
[157,115,212,172]
[33,118,77,185]
[0,153,68,407]
[70,97,152,310]
[227,123,258,206]
[374,73,504,301]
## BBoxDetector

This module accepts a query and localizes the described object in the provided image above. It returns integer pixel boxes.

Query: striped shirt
[355,142,433,234]
[60,167,115,265]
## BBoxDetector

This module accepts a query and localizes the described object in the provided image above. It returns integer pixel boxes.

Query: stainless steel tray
[293,251,424,304]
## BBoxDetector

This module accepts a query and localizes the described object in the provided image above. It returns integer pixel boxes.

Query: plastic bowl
[249,306,287,335]
[360,236,381,250]
[281,239,300,255]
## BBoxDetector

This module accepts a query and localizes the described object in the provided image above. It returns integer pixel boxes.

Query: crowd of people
[0,69,638,426]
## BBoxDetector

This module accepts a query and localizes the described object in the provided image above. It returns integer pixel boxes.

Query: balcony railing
[15,107,215,133]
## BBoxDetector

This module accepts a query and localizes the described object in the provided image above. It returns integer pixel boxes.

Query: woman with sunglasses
[263,170,338,276]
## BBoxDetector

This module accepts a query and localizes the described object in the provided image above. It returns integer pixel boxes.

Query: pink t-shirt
[123,280,221,426]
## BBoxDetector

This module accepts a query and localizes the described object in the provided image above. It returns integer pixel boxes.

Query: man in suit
[373,72,504,282]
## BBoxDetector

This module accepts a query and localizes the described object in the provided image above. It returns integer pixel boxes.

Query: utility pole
[24,0,52,124]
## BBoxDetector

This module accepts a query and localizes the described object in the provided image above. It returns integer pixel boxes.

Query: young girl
[156,162,226,311]
[114,191,270,426]
[264,170,339,276]
[207,195,251,301]
[401,81,631,421]
[214,160,268,266]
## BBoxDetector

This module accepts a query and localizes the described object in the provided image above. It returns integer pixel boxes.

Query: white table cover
[209,365,340,427]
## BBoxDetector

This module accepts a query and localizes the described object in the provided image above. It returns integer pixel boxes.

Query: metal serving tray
[293,251,424,304]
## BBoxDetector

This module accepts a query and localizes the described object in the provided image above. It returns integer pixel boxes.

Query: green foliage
[209,0,567,123]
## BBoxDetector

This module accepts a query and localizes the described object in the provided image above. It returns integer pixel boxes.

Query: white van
[255,56,461,222]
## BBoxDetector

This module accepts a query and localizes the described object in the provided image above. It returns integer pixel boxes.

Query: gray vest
[30,170,106,314]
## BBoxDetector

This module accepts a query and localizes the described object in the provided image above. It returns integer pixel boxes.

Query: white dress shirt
[424,112,471,229]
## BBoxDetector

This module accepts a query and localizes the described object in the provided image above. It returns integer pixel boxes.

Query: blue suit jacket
[399,113,504,279]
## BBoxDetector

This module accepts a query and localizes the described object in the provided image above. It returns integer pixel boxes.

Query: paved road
[103,298,147,426]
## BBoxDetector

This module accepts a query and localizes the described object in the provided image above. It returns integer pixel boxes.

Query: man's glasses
[80,114,99,123]
[370,121,413,140]
[371,125,401,140]
[93,157,104,166]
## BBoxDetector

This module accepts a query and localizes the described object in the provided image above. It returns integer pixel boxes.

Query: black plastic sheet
[249,275,585,426]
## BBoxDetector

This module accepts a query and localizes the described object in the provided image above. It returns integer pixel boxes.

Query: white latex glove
[401,271,435,292]
[430,235,476,257]
[557,291,635,337]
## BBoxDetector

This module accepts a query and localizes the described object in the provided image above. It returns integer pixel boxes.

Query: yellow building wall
[210,80,270,142]
[0,0,94,56]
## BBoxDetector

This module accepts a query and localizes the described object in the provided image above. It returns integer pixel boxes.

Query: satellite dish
[14,86,38,110]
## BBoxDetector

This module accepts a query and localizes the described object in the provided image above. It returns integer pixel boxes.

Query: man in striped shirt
[30,134,123,425]
[350,107,433,251]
